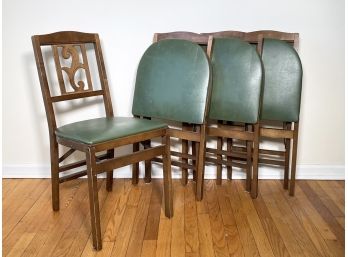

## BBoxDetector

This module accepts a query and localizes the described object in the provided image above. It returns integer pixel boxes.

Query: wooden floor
[2,178,345,257]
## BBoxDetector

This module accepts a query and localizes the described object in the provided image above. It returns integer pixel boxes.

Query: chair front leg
[50,140,60,211]
[86,147,102,250]
[216,122,223,185]
[246,124,252,192]
[132,143,140,185]
[162,135,173,218]
[289,122,299,196]
[251,123,260,199]
[196,125,206,201]
[283,122,291,189]
[106,149,115,192]
[142,140,152,183]
[181,123,190,185]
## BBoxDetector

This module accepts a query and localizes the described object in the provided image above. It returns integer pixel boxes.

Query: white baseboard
[2,164,345,180]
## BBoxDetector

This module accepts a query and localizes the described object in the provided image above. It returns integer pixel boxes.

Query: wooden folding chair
[132,38,211,200]
[204,37,263,198]
[32,31,174,250]
[252,31,302,196]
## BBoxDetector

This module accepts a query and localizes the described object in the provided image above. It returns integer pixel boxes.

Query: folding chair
[132,38,211,200]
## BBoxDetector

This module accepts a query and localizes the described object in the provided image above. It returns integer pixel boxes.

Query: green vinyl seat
[208,38,263,123]
[132,39,210,124]
[55,117,167,144]
[261,38,303,122]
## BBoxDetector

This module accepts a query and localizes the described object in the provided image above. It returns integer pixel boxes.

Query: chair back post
[31,31,114,139]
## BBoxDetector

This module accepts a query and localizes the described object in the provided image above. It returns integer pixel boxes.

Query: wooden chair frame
[32,31,173,250]
[131,34,212,201]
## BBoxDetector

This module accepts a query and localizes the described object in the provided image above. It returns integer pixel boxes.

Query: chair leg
[50,141,60,211]
[181,123,190,185]
[283,122,291,190]
[226,138,233,180]
[192,140,198,182]
[106,149,114,192]
[143,140,152,183]
[162,135,173,218]
[289,122,299,196]
[196,125,206,201]
[132,143,139,185]
[216,135,223,185]
[86,147,102,250]
[246,124,252,192]
[251,123,260,199]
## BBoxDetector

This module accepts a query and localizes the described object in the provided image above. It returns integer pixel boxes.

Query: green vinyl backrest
[208,38,263,124]
[261,38,303,122]
[132,39,210,124]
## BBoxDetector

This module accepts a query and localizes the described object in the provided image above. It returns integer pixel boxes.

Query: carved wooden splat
[52,44,93,94]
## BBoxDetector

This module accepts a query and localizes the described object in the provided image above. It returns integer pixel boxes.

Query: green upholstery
[132,39,210,124]
[209,38,263,124]
[55,117,167,144]
[261,39,303,122]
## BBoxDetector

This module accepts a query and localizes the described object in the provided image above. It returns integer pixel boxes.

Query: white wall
[2,0,345,178]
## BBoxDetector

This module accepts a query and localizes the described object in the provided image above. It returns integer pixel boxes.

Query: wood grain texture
[2,179,345,257]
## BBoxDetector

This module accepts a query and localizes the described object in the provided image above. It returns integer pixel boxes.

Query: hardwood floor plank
[216,181,244,257]
[298,181,345,246]
[197,213,216,257]
[107,183,142,257]
[64,179,117,257]
[227,181,260,257]
[3,179,49,238]
[274,181,342,257]
[170,181,185,257]
[3,179,83,257]
[126,183,153,257]
[52,179,124,257]
[235,181,275,257]
[259,181,305,257]
[156,218,172,257]
[184,182,199,256]
[267,181,322,257]
[34,180,106,257]
[253,187,290,257]
[143,180,163,240]
[2,179,21,197]
[316,181,344,214]
[6,232,36,257]
[141,240,157,257]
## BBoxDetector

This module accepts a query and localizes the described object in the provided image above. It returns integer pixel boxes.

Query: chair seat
[55,117,167,144]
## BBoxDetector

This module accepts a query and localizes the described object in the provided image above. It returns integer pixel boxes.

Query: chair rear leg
[86,147,102,250]
[181,123,190,185]
[162,135,173,218]
[106,149,114,192]
[192,139,198,182]
[283,122,291,189]
[196,125,206,201]
[132,143,140,185]
[251,123,260,199]
[51,141,60,211]
[289,122,299,196]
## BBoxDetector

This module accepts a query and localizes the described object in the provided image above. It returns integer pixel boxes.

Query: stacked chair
[32,30,302,250]
[154,30,302,197]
